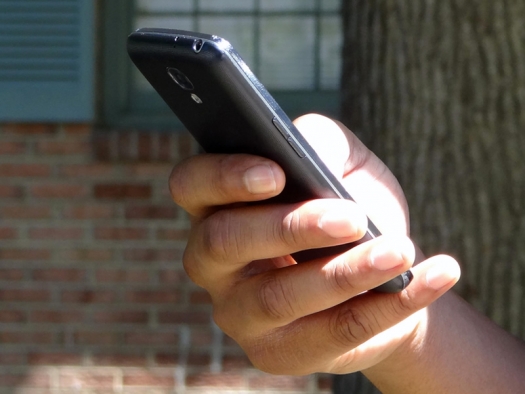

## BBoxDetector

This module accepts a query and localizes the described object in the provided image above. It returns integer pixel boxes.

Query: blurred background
[1,1,525,393]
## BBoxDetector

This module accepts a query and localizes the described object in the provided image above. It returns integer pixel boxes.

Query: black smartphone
[127,28,412,293]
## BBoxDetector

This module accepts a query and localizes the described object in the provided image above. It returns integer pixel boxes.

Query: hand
[169,114,460,375]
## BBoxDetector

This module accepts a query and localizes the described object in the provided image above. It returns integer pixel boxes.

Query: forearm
[364,291,525,393]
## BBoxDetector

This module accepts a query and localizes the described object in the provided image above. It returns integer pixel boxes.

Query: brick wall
[0,123,332,393]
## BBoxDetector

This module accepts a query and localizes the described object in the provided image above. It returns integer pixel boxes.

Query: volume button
[287,137,306,158]
[272,117,289,138]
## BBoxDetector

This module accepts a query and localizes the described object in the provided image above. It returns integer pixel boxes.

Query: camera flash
[191,94,203,104]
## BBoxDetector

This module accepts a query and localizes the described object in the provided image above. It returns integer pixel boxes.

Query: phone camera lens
[193,39,204,53]
[166,67,194,91]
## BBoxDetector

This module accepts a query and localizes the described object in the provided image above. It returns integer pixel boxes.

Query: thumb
[293,114,350,180]
[293,114,409,235]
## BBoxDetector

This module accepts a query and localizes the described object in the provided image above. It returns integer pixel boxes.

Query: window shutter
[0,0,94,122]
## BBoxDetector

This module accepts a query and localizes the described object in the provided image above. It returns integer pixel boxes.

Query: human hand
[169,114,460,375]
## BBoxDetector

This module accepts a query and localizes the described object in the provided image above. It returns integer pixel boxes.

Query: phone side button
[287,137,306,158]
[272,117,290,138]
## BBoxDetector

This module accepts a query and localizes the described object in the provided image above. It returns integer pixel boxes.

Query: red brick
[126,163,173,177]
[0,269,24,281]
[0,371,50,387]
[0,332,54,344]
[125,204,178,219]
[93,311,149,324]
[0,164,51,177]
[158,134,172,161]
[188,328,213,346]
[74,331,118,345]
[0,249,50,261]
[222,354,253,370]
[157,311,209,325]
[91,353,148,367]
[125,332,178,346]
[59,371,114,389]
[23,370,52,387]
[248,374,309,390]
[56,248,113,262]
[94,227,148,240]
[61,290,116,303]
[28,352,82,365]
[95,269,149,283]
[117,133,133,160]
[28,227,84,240]
[138,133,153,160]
[33,269,84,282]
[0,354,26,365]
[122,248,182,262]
[36,140,90,155]
[93,134,112,161]
[62,123,92,135]
[61,204,115,219]
[3,123,56,134]
[158,269,184,284]
[186,371,244,388]
[156,227,190,240]
[31,183,89,198]
[0,310,26,323]
[0,289,50,302]
[317,373,333,391]
[123,370,176,387]
[0,141,26,154]
[0,227,17,239]
[155,352,211,367]
[189,290,212,305]
[0,185,24,198]
[0,205,52,219]
[94,183,151,199]
[122,248,158,262]
[59,164,114,178]
[30,310,84,323]
[126,290,180,304]
[154,353,181,366]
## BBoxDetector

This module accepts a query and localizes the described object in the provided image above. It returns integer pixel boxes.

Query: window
[104,0,342,130]
[0,0,95,122]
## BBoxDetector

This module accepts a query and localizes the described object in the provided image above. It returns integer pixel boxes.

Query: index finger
[169,153,285,218]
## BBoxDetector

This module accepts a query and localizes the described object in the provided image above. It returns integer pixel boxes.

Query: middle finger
[216,235,415,337]
[183,198,369,288]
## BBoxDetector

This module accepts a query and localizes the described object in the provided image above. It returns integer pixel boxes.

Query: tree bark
[335,1,525,392]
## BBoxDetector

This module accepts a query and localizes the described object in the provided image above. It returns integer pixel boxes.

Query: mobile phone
[127,28,412,293]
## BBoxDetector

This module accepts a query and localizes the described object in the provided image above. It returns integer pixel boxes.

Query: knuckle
[257,273,296,321]
[251,357,289,375]
[278,209,308,248]
[181,245,204,287]
[168,160,192,208]
[329,304,376,347]
[200,211,242,263]
[244,335,300,375]
[329,261,359,295]
[245,345,277,374]
[389,289,418,318]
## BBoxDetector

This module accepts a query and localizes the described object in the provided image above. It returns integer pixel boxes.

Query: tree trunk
[335,1,525,392]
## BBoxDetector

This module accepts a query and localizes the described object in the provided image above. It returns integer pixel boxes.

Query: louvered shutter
[0,0,94,122]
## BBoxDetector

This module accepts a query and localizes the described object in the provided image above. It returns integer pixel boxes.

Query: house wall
[0,123,331,393]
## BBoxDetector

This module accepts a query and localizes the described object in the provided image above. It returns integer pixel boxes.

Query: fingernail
[243,165,277,194]
[425,258,461,290]
[318,207,364,238]
[371,237,414,271]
